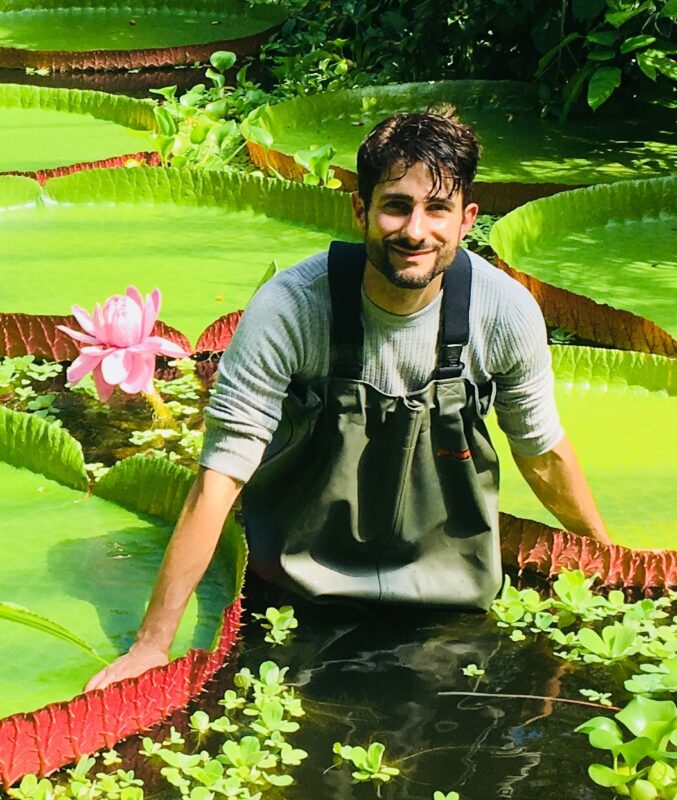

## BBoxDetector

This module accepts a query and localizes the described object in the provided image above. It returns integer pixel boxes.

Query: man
[87,112,609,690]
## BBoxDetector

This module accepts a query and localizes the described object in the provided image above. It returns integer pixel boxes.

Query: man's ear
[352,192,367,233]
[459,201,479,241]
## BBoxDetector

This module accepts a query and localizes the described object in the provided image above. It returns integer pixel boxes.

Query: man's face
[352,161,478,290]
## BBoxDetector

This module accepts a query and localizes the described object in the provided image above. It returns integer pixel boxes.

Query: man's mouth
[388,243,436,259]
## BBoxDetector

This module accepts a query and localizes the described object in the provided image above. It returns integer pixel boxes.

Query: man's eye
[427,203,452,213]
[383,201,410,213]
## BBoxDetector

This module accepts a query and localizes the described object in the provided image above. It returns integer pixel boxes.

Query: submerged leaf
[0,602,108,665]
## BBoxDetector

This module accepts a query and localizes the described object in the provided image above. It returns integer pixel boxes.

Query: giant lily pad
[0,0,286,71]
[0,84,156,174]
[0,169,358,346]
[0,408,246,784]
[245,81,676,213]
[491,346,676,551]
[489,177,677,356]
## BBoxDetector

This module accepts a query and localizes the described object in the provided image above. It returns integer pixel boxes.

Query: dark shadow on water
[46,522,227,655]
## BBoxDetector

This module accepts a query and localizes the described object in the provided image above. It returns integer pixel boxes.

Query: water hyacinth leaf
[489,176,677,353]
[0,0,287,70]
[489,347,676,550]
[0,169,358,345]
[0,410,239,721]
[616,696,677,742]
[0,602,108,666]
[588,764,634,787]
[243,81,676,203]
[0,84,156,173]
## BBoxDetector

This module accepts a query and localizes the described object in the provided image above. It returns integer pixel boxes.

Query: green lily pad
[0,406,244,720]
[247,81,676,186]
[489,176,677,341]
[0,84,156,173]
[0,0,286,52]
[490,346,677,551]
[0,169,358,345]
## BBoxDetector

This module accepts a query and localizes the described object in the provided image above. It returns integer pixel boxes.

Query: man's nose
[401,206,427,241]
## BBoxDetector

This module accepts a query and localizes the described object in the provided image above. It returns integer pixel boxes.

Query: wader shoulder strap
[327,240,366,379]
[437,248,472,379]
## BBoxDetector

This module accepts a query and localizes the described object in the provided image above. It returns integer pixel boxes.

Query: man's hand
[85,642,169,692]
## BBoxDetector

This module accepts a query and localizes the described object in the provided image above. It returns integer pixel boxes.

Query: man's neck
[362,261,443,316]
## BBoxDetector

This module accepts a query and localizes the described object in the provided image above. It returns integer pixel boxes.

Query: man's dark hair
[356,112,481,208]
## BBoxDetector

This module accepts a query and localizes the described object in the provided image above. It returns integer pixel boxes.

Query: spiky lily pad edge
[500,513,677,593]
[0,599,242,788]
[4,152,160,185]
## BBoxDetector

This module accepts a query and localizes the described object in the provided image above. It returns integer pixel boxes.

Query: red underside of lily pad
[0,598,242,788]
[4,151,160,185]
[500,514,677,592]
[0,29,281,73]
[495,258,677,358]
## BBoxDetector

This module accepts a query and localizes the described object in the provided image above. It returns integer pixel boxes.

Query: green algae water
[0,107,154,172]
[0,5,283,52]
[0,203,334,344]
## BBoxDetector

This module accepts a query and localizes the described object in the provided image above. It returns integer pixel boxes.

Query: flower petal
[71,305,96,336]
[103,295,143,347]
[120,352,155,394]
[56,324,100,345]
[100,349,132,385]
[92,303,107,341]
[80,345,113,356]
[66,353,103,384]
[92,365,115,403]
[56,325,99,344]
[125,286,144,310]
[137,336,190,358]
[141,288,161,339]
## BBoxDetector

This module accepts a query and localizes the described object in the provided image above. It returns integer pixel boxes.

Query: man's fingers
[85,668,115,693]
[84,651,169,693]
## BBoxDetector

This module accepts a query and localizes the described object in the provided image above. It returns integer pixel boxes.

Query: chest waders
[242,242,502,610]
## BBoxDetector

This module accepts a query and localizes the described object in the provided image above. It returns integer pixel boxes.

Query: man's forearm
[134,467,243,654]
[511,434,611,545]
[85,467,242,691]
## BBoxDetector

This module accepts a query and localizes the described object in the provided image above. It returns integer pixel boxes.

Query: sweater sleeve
[489,281,564,457]
[199,262,323,482]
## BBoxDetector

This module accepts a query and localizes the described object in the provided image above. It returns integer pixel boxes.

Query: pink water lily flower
[57,287,189,403]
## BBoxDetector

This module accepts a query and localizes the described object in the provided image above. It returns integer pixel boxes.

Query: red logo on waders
[436,447,472,461]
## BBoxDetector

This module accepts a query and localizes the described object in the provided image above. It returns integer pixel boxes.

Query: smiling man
[87,112,610,690]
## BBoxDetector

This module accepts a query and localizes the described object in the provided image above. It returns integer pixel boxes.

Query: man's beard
[365,232,458,290]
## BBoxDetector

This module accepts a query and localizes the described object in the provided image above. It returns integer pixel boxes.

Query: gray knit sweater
[200,248,563,482]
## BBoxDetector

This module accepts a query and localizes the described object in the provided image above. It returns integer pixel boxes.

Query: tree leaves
[587,66,621,109]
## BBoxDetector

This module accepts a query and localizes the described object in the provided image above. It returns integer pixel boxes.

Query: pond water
[237,584,615,799]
